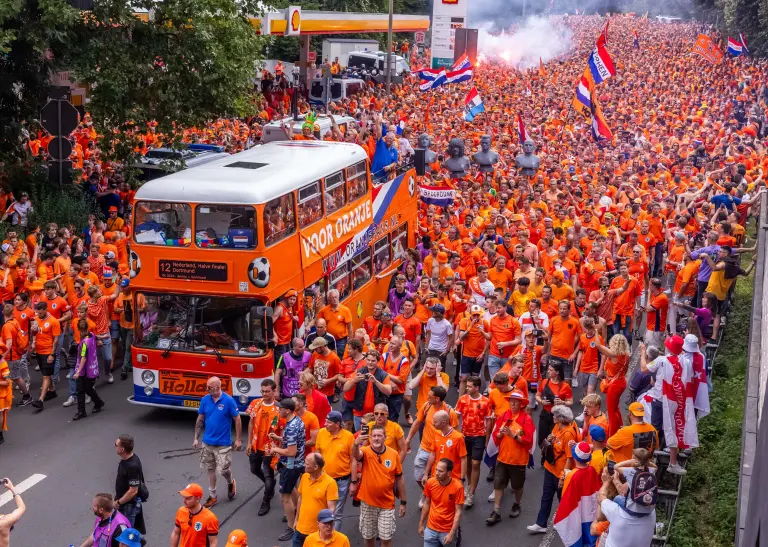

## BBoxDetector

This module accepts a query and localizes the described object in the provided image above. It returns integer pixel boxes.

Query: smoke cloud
[476,17,574,70]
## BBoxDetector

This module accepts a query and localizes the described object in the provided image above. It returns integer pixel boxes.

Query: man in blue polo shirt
[193,376,242,509]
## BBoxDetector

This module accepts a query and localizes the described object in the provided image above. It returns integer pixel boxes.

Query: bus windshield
[136,293,268,355]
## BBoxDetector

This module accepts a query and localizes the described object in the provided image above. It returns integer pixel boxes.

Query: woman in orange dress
[596,334,631,436]
[0,357,12,443]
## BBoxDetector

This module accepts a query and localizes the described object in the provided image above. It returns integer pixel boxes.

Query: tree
[65,0,266,164]
[0,0,80,164]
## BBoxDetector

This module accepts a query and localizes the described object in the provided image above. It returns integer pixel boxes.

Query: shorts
[464,435,486,461]
[110,319,120,340]
[36,354,54,377]
[460,355,483,376]
[279,466,304,494]
[716,298,728,315]
[341,399,354,422]
[359,502,396,541]
[413,448,431,482]
[493,462,526,491]
[200,444,232,474]
[8,358,27,380]
[577,372,598,389]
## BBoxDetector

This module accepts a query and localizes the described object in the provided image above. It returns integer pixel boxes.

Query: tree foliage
[0,0,80,164]
[64,0,266,164]
[692,0,768,55]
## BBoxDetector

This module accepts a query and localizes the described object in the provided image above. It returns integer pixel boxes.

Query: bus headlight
[143,386,153,396]
[236,379,250,394]
[239,395,248,405]
[141,370,155,385]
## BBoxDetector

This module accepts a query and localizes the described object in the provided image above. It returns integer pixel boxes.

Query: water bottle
[234,341,239,352]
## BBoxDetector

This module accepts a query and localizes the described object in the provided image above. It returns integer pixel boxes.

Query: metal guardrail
[736,194,768,546]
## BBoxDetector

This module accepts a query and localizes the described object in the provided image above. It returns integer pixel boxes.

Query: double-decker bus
[128,141,418,411]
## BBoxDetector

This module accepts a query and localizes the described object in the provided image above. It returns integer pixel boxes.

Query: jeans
[335,338,348,361]
[76,376,104,414]
[248,450,276,500]
[535,469,562,527]
[334,476,351,531]
[121,328,134,373]
[353,415,363,432]
[97,337,113,375]
[292,530,308,547]
[612,315,632,340]
[424,527,450,547]
[695,279,709,307]
[121,499,142,528]
[652,242,664,277]
[487,355,507,381]
[52,354,61,383]
[387,394,404,422]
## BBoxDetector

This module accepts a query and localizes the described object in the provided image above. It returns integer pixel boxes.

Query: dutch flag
[446,66,473,84]
[452,53,471,71]
[463,87,485,122]
[740,33,749,54]
[727,36,743,56]
[396,117,407,135]
[418,67,447,91]
[517,113,530,143]
[587,44,615,85]
[575,75,592,111]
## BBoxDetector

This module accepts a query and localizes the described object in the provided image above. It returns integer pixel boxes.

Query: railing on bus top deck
[372,156,415,185]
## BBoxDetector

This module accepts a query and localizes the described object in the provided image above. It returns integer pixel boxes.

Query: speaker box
[415,148,426,176]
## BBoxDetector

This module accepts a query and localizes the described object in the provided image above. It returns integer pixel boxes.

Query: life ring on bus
[248,257,271,288]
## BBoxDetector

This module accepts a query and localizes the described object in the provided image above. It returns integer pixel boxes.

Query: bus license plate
[159,371,232,398]
[183,400,201,408]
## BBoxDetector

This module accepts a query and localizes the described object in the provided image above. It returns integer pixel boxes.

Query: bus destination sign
[158,259,229,282]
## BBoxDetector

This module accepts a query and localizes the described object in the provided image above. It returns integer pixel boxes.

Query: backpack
[624,467,657,517]
[723,257,742,280]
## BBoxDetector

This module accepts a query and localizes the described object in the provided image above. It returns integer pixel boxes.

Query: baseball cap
[224,530,248,547]
[589,424,607,442]
[317,509,335,524]
[571,441,592,464]
[108,206,118,213]
[664,334,684,355]
[461,237,474,245]
[120,278,130,288]
[628,402,646,417]
[0,243,10,253]
[284,289,298,298]
[178,483,204,498]
[470,305,483,316]
[115,528,142,547]
[279,398,296,411]
[326,410,343,424]
[105,251,116,260]
[309,337,328,350]
[102,268,113,279]
[430,303,446,314]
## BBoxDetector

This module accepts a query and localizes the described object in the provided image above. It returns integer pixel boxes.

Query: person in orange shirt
[643,277,668,349]
[316,290,353,358]
[528,404,579,533]
[579,394,609,443]
[486,390,534,525]
[171,483,220,547]
[1,303,30,405]
[487,304,522,378]
[29,301,61,410]
[610,262,642,341]
[487,256,515,295]
[380,337,410,421]
[573,317,603,395]
[547,300,581,382]
[424,409,467,482]
[419,458,465,544]
[455,305,490,395]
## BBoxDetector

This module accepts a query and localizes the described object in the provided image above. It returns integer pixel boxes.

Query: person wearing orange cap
[106,206,124,232]
[273,289,299,365]
[224,529,248,547]
[171,483,219,547]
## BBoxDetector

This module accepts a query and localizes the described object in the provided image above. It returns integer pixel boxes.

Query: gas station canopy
[253,10,430,35]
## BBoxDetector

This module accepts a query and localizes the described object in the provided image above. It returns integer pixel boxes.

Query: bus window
[264,193,297,246]
[136,293,267,355]
[391,222,408,262]
[298,181,323,228]
[134,202,192,246]
[304,279,327,331]
[373,236,391,274]
[329,263,351,301]
[347,161,368,203]
[324,171,346,214]
[195,205,256,249]
[351,249,372,291]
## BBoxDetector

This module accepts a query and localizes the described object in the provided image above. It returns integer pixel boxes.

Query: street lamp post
[386,0,393,95]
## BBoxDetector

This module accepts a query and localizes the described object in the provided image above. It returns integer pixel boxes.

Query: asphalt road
[0,350,640,547]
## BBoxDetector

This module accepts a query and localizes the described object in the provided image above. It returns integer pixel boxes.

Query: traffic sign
[415,31,426,44]
[40,100,79,136]
[47,137,72,161]
[308,51,317,63]
[48,160,73,185]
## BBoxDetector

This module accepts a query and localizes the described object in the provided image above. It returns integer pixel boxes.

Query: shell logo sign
[286,6,301,36]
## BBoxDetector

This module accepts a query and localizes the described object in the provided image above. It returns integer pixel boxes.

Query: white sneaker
[667,463,687,475]
[571,378,579,388]
[527,524,547,533]
[464,493,475,508]
[34,364,40,371]
[62,396,76,407]
[418,492,426,509]
[487,491,495,502]
[107,373,114,384]
[86,395,92,404]
[464,483,469,496]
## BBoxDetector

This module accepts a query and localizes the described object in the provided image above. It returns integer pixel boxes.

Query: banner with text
[420,185,455,207]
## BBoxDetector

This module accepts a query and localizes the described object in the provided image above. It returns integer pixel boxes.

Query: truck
[321,38,380,67]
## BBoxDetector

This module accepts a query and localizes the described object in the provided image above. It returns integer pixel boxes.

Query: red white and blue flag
[419,185,455,207]
[587,44,615,85]
[740,33,749,53]
[589,89,612,143]
[483,409,510,468]
[596,21,609,48]
[417,67,447,91]
[553,466,602,547]
[727,36,743,56]
[517,113,530,143]
[573,72,593,117]
[464,87,485,122]
[446,66,473,84]
[452,53,472,71]
[396,116,407,135]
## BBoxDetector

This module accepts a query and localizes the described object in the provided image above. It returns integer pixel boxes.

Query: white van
[308,77,366,106]
[347,51,411,76]
[260,114,358,143]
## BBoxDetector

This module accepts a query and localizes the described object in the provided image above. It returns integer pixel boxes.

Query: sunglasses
[373,411,387,416]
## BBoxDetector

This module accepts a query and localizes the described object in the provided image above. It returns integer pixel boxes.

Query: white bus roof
[134,141,368,205]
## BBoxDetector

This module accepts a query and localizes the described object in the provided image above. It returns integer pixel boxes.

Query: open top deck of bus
[133,140,369,206]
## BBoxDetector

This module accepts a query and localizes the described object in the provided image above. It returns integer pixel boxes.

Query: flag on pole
[463,87,485,122]
[572,70,594,118]
[446,66,473,84]
[553,464,602,547]
[589,90,612,143]
[691,34,723,64]
[596,21,609,48]
[727,36,743,56]
[418,67,447,91]
[396,116,407,135]
[633,30,640,49]
[539,57,546,78]
[587,44,616,85]
[517,113,530,143]
[452,53,471,71]
[740,32,749,53]
[641,11,648,21]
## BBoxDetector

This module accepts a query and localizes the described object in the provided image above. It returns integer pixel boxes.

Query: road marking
[0,474,47,508]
